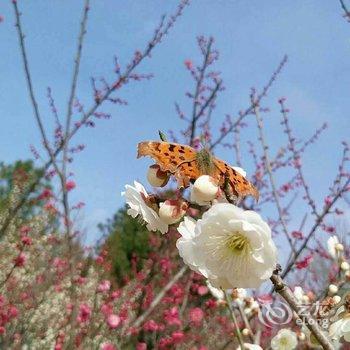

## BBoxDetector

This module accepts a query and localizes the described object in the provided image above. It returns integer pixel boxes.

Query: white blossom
[327,236,342,259]
[176,203,277,288]
[123,181,168,234]
[329,307,350,342]
[271,329,298,350]
[206,280,225,301]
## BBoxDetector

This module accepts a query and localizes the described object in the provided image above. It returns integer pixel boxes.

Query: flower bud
[333,295,341,304]
[147,164,169,187]
[341,261,350,271]
[158,200,187,225]
[328,284,338,295]
[335,243,344,252]
[242,328,250,336]
[190,175,219,205]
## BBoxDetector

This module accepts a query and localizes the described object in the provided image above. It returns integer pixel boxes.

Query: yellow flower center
[280,337,289,346]
[225,232,250,255]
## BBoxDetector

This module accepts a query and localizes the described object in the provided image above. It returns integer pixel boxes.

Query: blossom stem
[224,290,246,349]
[270,267,334,350]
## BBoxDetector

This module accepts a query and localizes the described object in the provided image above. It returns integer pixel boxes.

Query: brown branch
[127,265,188,330]
[252,97,296,253]
[270,267,334,350]
[0,0,189,239]
[282,177,350,279]
[280,100,319,217]
[210,55,288,150]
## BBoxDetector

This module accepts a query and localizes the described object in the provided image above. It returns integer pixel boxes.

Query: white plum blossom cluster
[123,164,278,290]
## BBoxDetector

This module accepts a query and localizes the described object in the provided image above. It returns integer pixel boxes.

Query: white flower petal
[176,203,277,289]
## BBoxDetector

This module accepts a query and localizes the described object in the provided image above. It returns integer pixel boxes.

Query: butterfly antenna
[158,130,168,142]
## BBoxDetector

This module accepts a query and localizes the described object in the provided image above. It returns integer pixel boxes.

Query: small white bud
[158,200,187,225]
[328,284,339,295]
[335,243,344,252]
[242,328,250,336]
[333,295,341,304]
[341,261,350,271]
[190,175,219,205]
[147,164,169,187]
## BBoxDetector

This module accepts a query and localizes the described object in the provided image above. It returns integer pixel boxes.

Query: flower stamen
[226,233,250,255]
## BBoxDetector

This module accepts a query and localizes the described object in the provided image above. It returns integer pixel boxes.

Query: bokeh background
[1,1,349,244]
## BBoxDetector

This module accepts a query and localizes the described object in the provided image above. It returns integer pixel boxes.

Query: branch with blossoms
[121,37,350,349]
[1,2,350,349]
[0,0,190,240]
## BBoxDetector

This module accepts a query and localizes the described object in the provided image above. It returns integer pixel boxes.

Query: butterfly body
[137,141,258,201]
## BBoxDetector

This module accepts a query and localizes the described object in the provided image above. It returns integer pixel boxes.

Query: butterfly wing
[137,141,200,187]
[213,157,259,200]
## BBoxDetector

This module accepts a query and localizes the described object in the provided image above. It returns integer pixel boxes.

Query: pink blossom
[14,252,26,267]
[184,59,193,69]
[107,314,121,329]
[21,235,32,246]
[197,285,208,296]
[291,231,303,240]
[77,303,91,324]
[96,255,104,264]
[97,280,111,293]
[189,307,204,325]
[100,343,117,350]
[324,196,332,206]
[296,255,313,269]
[164,307,181,326]
[101,303,113,316]
[38,188,52,200]
[136,343,147,350]
[171,331,185,343]
[143,319,159,332]
[111,290,121,300]
[65,180,76,191]
[158,337,173,349]
[8,305,18,319]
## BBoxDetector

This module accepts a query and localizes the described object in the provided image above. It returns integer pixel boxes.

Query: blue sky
[0,1,349,245]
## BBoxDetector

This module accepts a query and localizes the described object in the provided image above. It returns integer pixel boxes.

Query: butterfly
[137,141,259,201]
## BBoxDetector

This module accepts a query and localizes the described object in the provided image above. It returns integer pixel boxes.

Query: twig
[128,265,188,330]
[210,55,287,150]
[224,290,246,349]
[252,96,296,253]
[270,267,334,350]
[282,177,350,279]
[0,0,189,239]
[279,99,319,217]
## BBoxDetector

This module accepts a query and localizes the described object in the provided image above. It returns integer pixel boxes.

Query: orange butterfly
[137,141,259,201]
